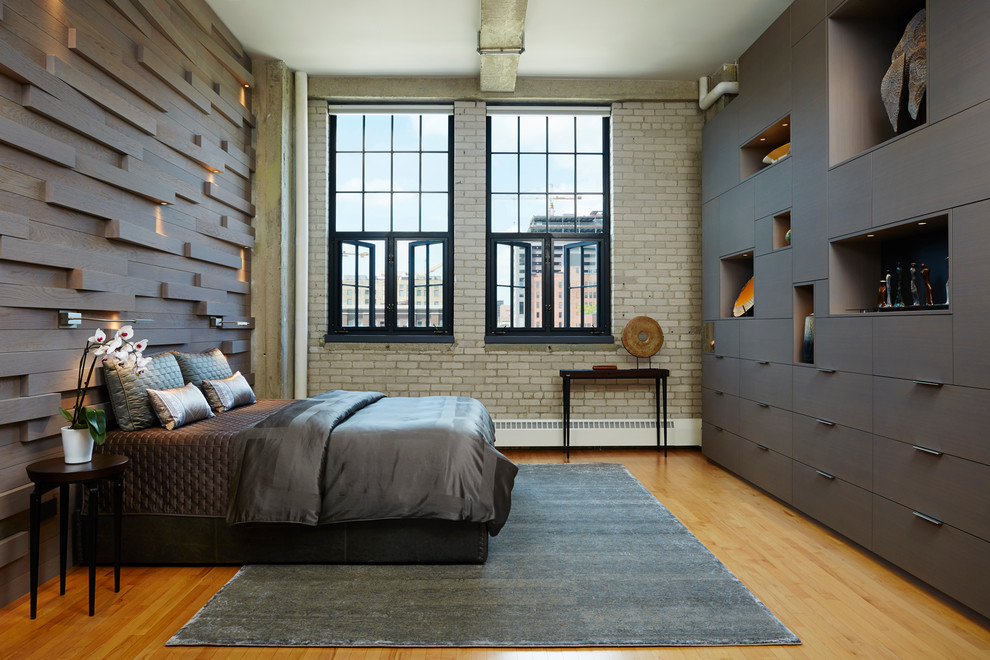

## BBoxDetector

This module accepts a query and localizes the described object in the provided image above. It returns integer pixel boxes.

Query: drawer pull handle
[913,511,944,527]
[756,444,770,451]
[714,390,724,396]
[815,418,836,427]
[912,380,943,388]
[758,361,770,365]
[815,470,836,480]
[713,425,724,432]
[715,354,725,359]
[817,368,836,374]
[756,401,770,408]
[913,445,943,457]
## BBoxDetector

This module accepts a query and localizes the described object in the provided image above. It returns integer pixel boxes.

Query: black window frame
[325,109,455,343]
[485,111,612,344]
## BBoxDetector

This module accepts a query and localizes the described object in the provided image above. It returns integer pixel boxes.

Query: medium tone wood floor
[1,448,988,659]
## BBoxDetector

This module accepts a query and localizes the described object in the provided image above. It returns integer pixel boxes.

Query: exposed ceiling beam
[478,0,527,92]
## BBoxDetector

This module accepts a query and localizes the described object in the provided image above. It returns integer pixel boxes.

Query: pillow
[202,371,256,413]
[104,352,184,431]
[146,383,214,430]
[171,347,232,388]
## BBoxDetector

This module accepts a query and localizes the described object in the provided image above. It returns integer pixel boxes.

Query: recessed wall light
[918,221,927,226]
[866,233,875,238]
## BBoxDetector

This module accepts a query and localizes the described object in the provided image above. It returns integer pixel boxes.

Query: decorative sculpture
[878,279,888,309]
[910,262,920,306]
[885,270,892,307]
[881,9,927,132]
[894,264,904,307]
[920,263,933,306]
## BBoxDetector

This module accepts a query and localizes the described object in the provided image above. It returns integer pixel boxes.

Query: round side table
[26,454,129,619]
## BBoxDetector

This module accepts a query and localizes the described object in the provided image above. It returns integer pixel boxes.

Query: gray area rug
[168,463,800,647]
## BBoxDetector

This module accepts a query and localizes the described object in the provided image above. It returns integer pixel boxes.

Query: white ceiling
[205,0,792,81]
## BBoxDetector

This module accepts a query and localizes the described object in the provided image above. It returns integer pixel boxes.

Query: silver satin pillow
[202,371,256,413]
[146,382,214,430]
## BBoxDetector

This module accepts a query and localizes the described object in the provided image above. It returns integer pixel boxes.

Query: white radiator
[493,418,700,448]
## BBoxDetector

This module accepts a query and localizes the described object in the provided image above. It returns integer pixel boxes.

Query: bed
[83,349,517,565]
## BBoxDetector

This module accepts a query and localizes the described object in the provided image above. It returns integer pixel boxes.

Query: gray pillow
[147,383,214,430]
[202,371,256,412]
[104,352,184,431]
[171,347,232,388]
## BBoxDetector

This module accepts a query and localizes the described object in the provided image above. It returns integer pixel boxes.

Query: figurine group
[877,261,933,308]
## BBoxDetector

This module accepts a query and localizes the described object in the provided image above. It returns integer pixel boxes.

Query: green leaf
[83,407,107,445]
[59,407,74,423]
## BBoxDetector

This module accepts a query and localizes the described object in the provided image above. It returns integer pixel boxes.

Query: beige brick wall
[307,99,702,422]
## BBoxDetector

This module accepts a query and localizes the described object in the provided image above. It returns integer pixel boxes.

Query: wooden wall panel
[0,0,254,608]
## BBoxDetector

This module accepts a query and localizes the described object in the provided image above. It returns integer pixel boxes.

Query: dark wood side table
[560,369,670,459]
[26,454,128,619]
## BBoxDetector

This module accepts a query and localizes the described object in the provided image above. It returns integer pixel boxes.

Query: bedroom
[1,0,989,655]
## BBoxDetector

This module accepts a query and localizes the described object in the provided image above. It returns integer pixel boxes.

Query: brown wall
[0,0,254,607]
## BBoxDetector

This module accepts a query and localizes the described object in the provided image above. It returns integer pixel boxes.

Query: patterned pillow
[171,347,232,388]
[146,383,214,430]
[202,371,256,413]
[104,352,184,431]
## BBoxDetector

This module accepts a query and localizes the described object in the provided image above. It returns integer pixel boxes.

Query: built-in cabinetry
[701,0,990,620]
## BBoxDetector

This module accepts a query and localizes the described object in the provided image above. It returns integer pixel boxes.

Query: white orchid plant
[60,325,150,444]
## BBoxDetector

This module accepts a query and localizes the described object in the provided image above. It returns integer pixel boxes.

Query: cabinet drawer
[792,366,872,432]
[793,461,872,549]
[754,250,793,320]
[755,156,792,218]
[739,318,792,363]
[702,422,741,474]
[873,435,990,542]
[736,439,792,503]
[738,400,792,456]
[719,180,755,257]
[702,354,739,396]
[702,388,738,435]
[873,315,952,383]
[873,377,990,465]
[712,319,740,358]
[873,496,990,620]
[739,359,792,409]
[792,413,872,489]
[814,316,872,375]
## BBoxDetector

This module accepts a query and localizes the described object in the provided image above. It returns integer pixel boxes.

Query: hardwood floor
[1,448,988,659]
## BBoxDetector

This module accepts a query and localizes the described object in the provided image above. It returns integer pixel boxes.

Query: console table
[559,369,669,458]
[26,454,128,618]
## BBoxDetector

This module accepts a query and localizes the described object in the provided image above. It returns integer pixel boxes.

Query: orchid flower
[115,325,134,341]
[88,328,106,344]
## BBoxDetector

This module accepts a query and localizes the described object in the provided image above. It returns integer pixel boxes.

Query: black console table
[559,369,670,458]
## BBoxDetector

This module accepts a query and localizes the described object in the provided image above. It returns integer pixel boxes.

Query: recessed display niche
[720,251,754,318]
[773,211,792,250]
[793,284,815,364]
[740,115,790,179]
[828,0,926,165]
[829,214,948,315]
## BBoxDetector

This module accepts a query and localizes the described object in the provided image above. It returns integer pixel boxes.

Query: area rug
[168,463,799,647]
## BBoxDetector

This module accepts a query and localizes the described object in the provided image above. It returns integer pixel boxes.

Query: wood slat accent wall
[0,0,254,609]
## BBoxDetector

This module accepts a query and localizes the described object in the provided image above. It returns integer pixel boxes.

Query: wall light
[58,311,154,329]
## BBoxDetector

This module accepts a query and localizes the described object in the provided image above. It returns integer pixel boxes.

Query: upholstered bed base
[84,513,489,564]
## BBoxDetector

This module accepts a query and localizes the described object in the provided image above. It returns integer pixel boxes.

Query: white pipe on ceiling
[698,76,739,110]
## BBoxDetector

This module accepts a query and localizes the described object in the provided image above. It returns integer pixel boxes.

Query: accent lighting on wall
[58,311,155,329]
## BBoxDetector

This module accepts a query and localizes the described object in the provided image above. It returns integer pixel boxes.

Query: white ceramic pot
[61,426,94,464]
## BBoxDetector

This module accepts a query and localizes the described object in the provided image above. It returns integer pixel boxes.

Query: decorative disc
[622,316,664,358]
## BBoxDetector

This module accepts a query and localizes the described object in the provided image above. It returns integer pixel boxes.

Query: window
[487,109,611,342]
[326,107,453,342]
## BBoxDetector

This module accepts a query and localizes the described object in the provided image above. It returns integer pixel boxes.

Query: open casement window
[486,108,611,343]
[326,107,454,342]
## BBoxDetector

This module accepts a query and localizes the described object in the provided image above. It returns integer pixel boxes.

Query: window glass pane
[491,194,519,233]
[364,115,391,150]
[520,194,547,231]
[548,154,575,193]
[364,153,390,191]
[393,153,419,191]
[421,114,448,151]
[494,240,540,329]
[576,155,603,193]
[393,115,419,151]
[576,195,604,220]
[550,195,574,219]
[364,193,390,231]
[519,154,547,193]
[490,115,517,152]
[335,193,362,231]
[421,193,448,231]
[519,115,546,152]
[491,154,518,193]
[576,115,602,152]
[557,240,599,328]
[421,153,448,191]
[335,153,363,192]
[547,115,574,152]
[393,193,419,231]
[336,115,363,151]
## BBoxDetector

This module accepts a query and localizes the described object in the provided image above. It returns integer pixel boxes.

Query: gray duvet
[226,391,517,535]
